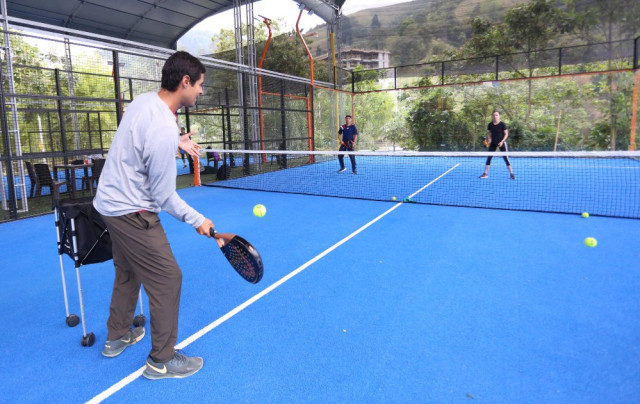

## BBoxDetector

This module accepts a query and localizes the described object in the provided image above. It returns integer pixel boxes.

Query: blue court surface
[0,184,639,403]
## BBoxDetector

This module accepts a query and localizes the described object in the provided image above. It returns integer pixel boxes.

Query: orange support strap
[193,153,200,186]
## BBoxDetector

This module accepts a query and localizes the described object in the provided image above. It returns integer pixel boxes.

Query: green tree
[261,31,329,82]
[380,90,412,150]
[585,70,635,150]
[0,32,63,154]
[71,51,119,150]
[340,16,354,46]
[351,66,395,149]
[565,0,640,149]
[368,14,385,50]
[390,16,429,65]
[212,19,283,53]
[406,79,474,151]
[460,0,571,124]
[210,20,328,81]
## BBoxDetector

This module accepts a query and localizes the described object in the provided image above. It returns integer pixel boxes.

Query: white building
[318,48,391,70]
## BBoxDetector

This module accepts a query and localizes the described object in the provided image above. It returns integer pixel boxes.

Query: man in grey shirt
[94,51,213,380]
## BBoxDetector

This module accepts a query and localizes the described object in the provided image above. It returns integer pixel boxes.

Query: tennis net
[200,149,640,219]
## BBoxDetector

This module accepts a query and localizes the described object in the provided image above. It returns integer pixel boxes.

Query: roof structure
[4,0,345,49]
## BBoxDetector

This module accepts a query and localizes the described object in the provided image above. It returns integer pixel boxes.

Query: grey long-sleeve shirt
[94,92,205,228]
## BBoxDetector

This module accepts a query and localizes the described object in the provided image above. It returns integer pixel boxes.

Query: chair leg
[52,185,61,209]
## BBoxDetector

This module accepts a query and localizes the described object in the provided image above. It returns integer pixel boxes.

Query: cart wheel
[66,314,80,327]
[81,332,95,347]
[133,314,146,327]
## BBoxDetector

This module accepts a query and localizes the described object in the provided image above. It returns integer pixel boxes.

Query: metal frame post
[112,51,123,125]
[0,58,16,217]
[233,0,246,149]
[55,69,70,165]
[245,0,259,151]
[1,1,28,213]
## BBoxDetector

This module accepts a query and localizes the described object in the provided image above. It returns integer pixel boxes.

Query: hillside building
[317,48,390,70]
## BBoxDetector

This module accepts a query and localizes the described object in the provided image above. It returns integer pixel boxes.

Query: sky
[188,0,413,35]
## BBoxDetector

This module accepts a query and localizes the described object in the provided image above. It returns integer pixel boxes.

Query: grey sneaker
[338,168,346,173]
[479,173,488,179]
[142,351,203,380]
[102,327,145,357]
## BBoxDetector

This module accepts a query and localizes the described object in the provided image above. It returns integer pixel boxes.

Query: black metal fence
[349,37,639,92]
[0,28,315,221]
[1,25,638,222]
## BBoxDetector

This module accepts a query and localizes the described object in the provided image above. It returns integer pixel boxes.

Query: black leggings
[485,143,511,166]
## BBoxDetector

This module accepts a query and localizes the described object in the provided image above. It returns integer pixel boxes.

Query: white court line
[408,164,459,199]
[86,163,460,404]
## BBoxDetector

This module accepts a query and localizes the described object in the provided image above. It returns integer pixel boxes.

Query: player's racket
[483,136,490,148]
[209,228,263,284]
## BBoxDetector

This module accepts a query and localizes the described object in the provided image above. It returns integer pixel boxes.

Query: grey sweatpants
[102,211,181,362]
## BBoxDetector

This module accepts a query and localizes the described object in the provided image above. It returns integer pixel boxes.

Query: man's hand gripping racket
[209,228,264,284]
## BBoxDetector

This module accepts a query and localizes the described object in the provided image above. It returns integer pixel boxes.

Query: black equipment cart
[54,197,146,346]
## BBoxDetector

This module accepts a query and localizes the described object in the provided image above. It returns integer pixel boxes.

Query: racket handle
[210,228,225,248]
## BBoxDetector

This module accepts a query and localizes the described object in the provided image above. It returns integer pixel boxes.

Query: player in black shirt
[479,111,515,179]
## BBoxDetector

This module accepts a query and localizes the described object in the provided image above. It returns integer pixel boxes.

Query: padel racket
[209,228,263,284]
[483,136,490,148]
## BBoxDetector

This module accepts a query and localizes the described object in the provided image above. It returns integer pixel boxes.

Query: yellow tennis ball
[253,204,266,218]
[581,212,589,218]
[584,237,597,247]
[392,196,396,201]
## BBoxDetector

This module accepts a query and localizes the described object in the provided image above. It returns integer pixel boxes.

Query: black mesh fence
[0,28,316,221]
[0,25,638,222]
[349,38,637,91]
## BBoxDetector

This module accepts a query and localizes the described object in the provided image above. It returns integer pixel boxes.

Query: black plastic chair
[34,163,66,206]
[62,159,95,194]
[83,158,105,192]
[25,161,37,198]
[70,159,88,192]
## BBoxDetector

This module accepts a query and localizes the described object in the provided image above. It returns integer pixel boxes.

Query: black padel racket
[210,228,264,284]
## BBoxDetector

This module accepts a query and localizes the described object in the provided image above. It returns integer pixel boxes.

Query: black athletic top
[339,124,358,143]
[487,121,508,144]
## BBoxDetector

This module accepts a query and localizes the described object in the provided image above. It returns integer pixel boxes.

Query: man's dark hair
[161,51,206,91]
[345,114,352,118]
